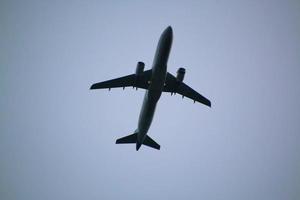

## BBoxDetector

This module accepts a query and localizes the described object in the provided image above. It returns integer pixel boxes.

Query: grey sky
[1,0,300,199]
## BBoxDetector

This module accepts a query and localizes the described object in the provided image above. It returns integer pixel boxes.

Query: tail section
[143,135,160,150]
[136,142,142,151]
[116,133,137,144]
[116,133,160,151]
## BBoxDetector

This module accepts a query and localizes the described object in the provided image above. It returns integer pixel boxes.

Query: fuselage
[135,26,173,150]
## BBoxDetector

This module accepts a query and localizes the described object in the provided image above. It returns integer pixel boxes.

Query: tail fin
[143,135,160,150]
[116,133,137,144]
[115,133,160,151]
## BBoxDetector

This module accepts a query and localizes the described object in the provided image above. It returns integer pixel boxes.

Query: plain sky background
[1,0,300,200]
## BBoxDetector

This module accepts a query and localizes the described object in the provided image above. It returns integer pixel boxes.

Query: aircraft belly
[136,64,166,143]
[135,26,171,147]
[137,91,157,142]
[149,64,167,91]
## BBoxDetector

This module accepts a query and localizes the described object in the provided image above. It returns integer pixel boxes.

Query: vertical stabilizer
[116,133,160,151]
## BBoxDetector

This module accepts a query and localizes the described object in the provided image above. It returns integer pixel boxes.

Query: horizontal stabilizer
[143,135,160,150]
[116,133,137,144]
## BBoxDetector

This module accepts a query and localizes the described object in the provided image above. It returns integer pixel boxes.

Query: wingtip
[208,102,212,107]
[200,100,211,107]
[90,84,95,90]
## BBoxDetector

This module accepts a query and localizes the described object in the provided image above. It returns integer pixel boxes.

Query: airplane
[90,26,211,151]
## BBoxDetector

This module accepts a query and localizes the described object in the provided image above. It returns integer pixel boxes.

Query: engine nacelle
[176,67,186,82]
[135,62,145,76]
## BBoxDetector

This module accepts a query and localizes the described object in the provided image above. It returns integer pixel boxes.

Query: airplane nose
[165,26,173,36]
[161,26,173,42]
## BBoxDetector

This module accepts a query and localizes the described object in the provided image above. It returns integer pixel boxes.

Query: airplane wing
[90,70,152,90]
[163,72,211,107]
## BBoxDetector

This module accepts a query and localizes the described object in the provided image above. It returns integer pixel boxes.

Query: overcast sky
[1,0,300,200]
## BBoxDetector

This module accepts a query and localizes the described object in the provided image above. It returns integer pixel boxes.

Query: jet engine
[176,67,186,82]
[135,62,145,76]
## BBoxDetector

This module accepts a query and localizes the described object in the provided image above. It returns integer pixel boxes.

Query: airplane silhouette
[90,26,211,151]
